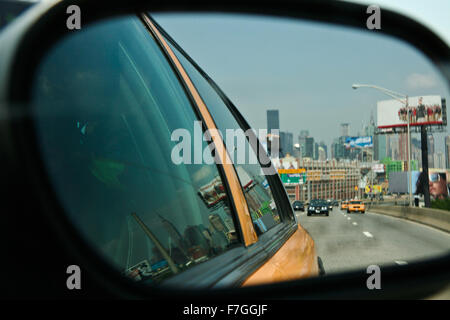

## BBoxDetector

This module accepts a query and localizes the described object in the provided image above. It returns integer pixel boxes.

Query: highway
[296,207,450,274]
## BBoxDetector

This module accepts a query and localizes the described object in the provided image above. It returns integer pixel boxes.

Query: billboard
[377,95,444,133]
[388,171,420,194]
[372,164,385,173]
[198,176,227,207]
[344,136,373,148]
[415,169,450,200]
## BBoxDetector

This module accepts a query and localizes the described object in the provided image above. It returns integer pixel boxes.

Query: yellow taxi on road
[347,200,366,214]
[340,201,349,210]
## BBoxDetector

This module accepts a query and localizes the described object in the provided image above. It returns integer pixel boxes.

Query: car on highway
[292,200,304,211]
[307,200,329,216]
[347,200,365,214]
[340,200,349,210]
[326,199,333,211]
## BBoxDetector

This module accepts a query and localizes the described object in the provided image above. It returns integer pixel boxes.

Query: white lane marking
[352,222,358,226]
[395,260,408,265]
[363,231,373,238]
[347,217,351,220]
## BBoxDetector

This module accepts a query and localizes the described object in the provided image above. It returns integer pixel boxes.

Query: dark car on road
[307,200,329,216]
[326,199,333,211]
[292,200,304,212]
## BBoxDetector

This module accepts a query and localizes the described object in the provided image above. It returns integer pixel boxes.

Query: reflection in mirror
[31,16,242,285]
[153,12,450,275]
[30,12,450,288]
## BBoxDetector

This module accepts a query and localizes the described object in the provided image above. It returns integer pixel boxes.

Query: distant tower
[267,110,280,132]
[445,136,450,169]
[340,123,350,137]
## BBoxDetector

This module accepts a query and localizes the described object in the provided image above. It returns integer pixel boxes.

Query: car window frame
[146,13,296,226]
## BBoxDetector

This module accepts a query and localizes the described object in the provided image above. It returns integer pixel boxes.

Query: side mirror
[0,0,449,300]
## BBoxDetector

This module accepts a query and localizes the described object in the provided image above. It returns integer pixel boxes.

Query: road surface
[296,207,450,274]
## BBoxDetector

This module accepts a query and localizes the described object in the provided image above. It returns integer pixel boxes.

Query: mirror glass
[30,12,450,288]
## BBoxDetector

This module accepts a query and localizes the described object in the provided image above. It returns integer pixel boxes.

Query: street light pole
[352,83,413,207]
[406,95,413,207]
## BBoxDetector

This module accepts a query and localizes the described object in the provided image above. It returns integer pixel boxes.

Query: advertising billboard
[377,95,444,133]
[198,176,227,207]
[344,136,373,148]
[414,169,450,200]
[388,171,420,194]
[372,164,385,173]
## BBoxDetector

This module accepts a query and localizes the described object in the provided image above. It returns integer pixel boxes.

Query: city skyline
[269,107,450,169]
[154,13,449,155]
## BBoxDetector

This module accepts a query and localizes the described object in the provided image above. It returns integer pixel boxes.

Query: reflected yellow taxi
[340,201,349,210]
[347,200,366,214]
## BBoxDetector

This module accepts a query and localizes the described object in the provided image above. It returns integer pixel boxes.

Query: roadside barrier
[366,205,450,233]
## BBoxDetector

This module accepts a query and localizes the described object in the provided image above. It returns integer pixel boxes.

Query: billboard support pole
[421,126,431,207]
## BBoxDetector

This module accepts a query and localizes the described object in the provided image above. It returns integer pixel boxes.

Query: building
[331,137,347,160]
[298,133,314,159]
[305,137,314,158]
[319,141,328,160]
[382,157,418,180]
[279,131,293,156]
[314,142,319,160]
[411,137,422,169]
[299,130,309,137]
[445,136,450,169]
[340,123,350,137]
[267,109,279,132]
[318,146,326,161]
[275,158,362,202]
[374,134,386,161]
[387,135,399,160]
[428,134,435,168]
[434,151,445,169]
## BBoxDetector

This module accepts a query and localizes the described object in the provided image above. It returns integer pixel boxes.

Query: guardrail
[367,205,450,233]
[365,199,409,207]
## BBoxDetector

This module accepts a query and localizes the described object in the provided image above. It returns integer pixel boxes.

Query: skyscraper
[299,130,309,137]
[298,134,314,159]
[331,137,347,160]
[280,131,293,156]
[411,137,422,169]
[434,152,445,169]
[374,134,386,161]
[340,123,350,137]
[318,146,326,161]
[314,142,319,160]
[319,141,328,160]
[445,136,450,169]
[267,110,279,132]
[428,134,435,168]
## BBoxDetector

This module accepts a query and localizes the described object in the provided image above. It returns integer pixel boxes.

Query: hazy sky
[153,1,450,153]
